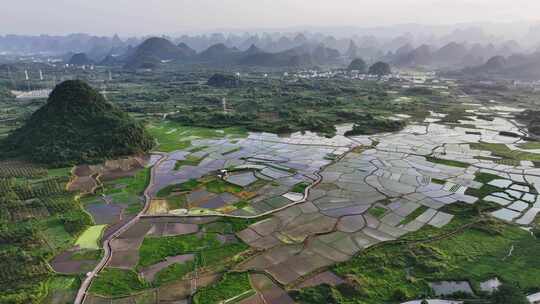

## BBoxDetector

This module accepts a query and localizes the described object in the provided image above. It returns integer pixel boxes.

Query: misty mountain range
[2,25,540,77]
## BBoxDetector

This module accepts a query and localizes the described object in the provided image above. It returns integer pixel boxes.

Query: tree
[207,74,239,88]
[347,58,367,73]
[491,283,528,304]
[391,289,407,301]
[533,227,540,239]
[289,284,338,304]
[368,61,392,76]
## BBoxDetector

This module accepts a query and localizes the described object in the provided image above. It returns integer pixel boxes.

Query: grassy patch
[426,156,470,168]
[90,268,149,297]
[43,276,78,304]
[204,222,233,234]
[291,182,310,193]
[189,145,209,153]
[431,178,446,185]
[174,155,205,170]
[222,147,242,155]
[75,225,106,250]
[204,217,261,233]
[193,272,252,304]
[233,200,250,209]
[474,172,505,184]
[465,184,502,198]
[267,163,297,174]
[368,206,387,219]
[470,142,540,162]
[291,283,362,304]
[147,121,247,153]
[94,168,150,218]
[153,260,196,286]
[125,202,144,215]
[151,241,248,286]
[518,141,540,150]
[199,243,249,269]
[126,168,151,195]
[332,220,540,303]
[205,179,242,194]
[106,168,151,196]
[41,219,75,252]
[109,191,140,205]
[399,206,429,226]
[47,167,73,178]
[495,158,521,166]
[166,194,188,209]
[324,153,339,161]
[138,233,221,267]
[156,179,201,197]
[71,249,102,261]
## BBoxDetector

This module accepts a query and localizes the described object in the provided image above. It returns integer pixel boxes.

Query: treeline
[517,110,540,137]
[0,165,92,303]
[168,77,418,136]
[344,114,406,136]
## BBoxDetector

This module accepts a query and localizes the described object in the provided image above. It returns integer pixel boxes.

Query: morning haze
[2,0,540,35]
[2,1,540,304]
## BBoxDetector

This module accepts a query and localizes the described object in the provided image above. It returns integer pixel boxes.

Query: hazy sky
[2,0,540,36]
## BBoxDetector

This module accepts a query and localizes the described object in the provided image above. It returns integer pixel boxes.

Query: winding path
[73,144,344,303]
[74,153,167,304]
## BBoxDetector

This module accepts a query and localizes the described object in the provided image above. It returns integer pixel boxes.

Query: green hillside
[2,80,154,166]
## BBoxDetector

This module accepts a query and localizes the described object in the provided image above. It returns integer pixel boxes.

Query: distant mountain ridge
[0,31,529,72]
[68,53,93,65]
[124,37,194,69]
[461,52,540,80]
[120,37,343,69]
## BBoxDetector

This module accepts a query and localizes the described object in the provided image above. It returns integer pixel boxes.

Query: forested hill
[2,80,154,166]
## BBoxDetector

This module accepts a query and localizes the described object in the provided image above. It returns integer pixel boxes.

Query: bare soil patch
[50,249,99,274]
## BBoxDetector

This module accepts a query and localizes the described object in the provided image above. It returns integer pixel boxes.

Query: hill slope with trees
[2,80,154,166]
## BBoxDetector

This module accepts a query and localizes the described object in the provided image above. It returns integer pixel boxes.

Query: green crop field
[147,120,247,152]
[89,268,149,297]
[0,162,90,303]
[75,225,106,250]
[138,233,221,267]
[471,142,540,162]
[426,156,470,168]
[193,272,253,304]
[331,220,540,303]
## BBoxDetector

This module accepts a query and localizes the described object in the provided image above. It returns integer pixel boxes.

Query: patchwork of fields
[3,97,540,303]
[80,103,540,303]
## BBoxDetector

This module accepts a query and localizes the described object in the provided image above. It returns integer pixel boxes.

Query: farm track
[74,153,167,304]
[75,144,352,303]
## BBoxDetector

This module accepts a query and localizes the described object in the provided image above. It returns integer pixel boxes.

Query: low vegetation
[139,233,220,267]
[426,156,470,168]
[1,80,154,166]
[0,162,90,303]
[174,155,205,170]
[330,217,540,303]
[471,142,540,162]
[192,272,253,304]
[344,115,406,136]
[147,120,246,152]
[89,268,149,297]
